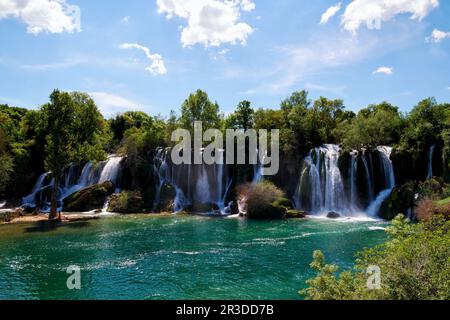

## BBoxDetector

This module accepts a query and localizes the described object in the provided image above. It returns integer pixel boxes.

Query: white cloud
[241,25,420,95]
[426,28,450,43]
[341,0,439,34]
[373,66,393,75]
[89,92,141,118]
[156,0,255,47]
[0,0,81,34]
[240,0,255,12]
[119,43,167,75]
[121,16,131,23]
[320,2,341,24]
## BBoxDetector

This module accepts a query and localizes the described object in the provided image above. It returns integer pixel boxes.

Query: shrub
[418,178,444,200]
[237,181,286,219]
[415,198,450,221]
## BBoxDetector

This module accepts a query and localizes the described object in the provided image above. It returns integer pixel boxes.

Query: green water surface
[0,215,387,300]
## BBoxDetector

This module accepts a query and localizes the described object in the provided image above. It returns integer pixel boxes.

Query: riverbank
[0,211,181,226]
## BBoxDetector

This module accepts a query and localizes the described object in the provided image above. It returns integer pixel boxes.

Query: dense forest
[0,89,449,219]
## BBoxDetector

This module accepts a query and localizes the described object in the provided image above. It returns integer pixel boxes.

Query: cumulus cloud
[89,92,141,118]
[0,0,81,34]
[426,28,450,43]
[320,2,342,24]
[341,0,439,34]
[373,66,393,75]
[119,43,167,75]
[156,0,255,47]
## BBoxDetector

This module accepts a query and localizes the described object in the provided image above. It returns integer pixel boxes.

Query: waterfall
[22,155,123,210]
[361,151,375,201]
[252,149,266,184]
[153,147,189,212]
[366,146,395,217]
[427,145,435,179]
[22,173,49,207]
[349,150,358,210]
[99,156,122,187]
[252,163,263,184]
[153,147,232,214]
[295,144,397,218]
[295,145,348,215]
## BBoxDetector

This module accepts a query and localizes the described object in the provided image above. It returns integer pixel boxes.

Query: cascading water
[22,156,123,211]
[361,151,375,201]
[295,144,396,218]
[366,146,395,217]
[295,145,350,215]
[427,145,435,179]
[349,150,358,211]
[153,147,232,214]
[22,173,49,207]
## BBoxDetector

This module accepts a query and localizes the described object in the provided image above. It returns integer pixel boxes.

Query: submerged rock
[63,181,115,212]
[327,211,341,219]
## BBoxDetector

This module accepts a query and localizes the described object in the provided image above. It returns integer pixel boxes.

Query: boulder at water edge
[107,191,145,214]
[327,211,341,219]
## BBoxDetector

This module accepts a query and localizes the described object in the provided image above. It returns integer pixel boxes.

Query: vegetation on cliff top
[0,88,449,208]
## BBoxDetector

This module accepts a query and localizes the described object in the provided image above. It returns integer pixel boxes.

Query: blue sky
[0,0,449,118]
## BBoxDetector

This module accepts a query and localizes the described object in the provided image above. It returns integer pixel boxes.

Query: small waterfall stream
[366,146,395,217]
[427,145,435,179]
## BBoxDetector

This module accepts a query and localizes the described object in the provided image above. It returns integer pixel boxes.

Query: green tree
[109,111,153,146]
[180,90,222,135]
[39,90,107,220]
[341,102,404,149]
[40,90,76,219]
[225,100,254,130]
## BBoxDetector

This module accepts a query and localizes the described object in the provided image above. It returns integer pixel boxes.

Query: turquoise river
[0,215,388,300]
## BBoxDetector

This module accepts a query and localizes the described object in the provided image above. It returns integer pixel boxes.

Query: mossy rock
[63,181,115,212]
[272,197,294,209]
[327,211,341,219]
[155,182,177,212]
[379,181,416,220]
[108,191,145,214]
[286,209,306,219]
